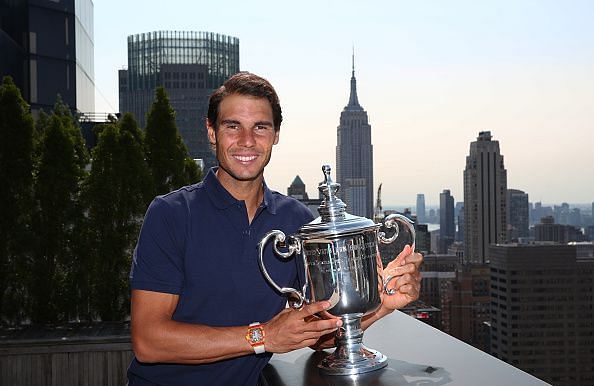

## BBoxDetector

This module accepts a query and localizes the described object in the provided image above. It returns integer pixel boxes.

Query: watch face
[249,327,264,344]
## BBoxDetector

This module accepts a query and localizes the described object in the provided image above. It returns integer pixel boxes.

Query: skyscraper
[416,194,426,223]
[118,31,240,169]
[336,55,373,218]
[439,189,455,253]
[0,0,95,113]
[490,243,594,386]
[506,189,529,241]
[463,131,507,263]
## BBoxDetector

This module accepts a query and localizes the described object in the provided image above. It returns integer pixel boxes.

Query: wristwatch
[246,322,265,354]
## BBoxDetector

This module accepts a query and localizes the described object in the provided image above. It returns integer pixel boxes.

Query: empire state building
[336,57,374,219]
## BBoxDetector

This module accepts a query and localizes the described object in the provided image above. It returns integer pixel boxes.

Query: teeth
[235,155,257,162]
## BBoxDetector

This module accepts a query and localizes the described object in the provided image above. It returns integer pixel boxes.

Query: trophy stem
[318,314,387,375]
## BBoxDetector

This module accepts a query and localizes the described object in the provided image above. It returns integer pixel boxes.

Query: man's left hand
[380,244,423,312]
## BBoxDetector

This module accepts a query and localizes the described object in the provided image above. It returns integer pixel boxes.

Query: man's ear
[273,130,279,145]
[207,119,216,146]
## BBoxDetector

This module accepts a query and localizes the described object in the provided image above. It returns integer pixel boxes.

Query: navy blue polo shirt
[128,168,314,386]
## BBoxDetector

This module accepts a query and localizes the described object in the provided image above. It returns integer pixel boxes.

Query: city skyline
[94,1,594,206]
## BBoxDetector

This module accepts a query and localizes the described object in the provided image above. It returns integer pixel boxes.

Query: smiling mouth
[234,155,258,162]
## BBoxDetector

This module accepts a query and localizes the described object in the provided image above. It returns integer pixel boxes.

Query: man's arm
[131,289,342,364]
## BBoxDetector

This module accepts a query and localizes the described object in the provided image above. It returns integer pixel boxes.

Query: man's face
[207,93,279,184]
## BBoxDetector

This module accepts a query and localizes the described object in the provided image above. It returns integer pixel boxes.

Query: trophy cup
[258,165,416,375]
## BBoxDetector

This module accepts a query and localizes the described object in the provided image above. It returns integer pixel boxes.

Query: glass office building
[119,31,240,169]
[0,0,95,114]
[0,0,28,93]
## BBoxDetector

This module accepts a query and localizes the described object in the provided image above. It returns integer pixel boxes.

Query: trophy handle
[378,214,415,245]
[258,230,308,309]
[379,214,416,295]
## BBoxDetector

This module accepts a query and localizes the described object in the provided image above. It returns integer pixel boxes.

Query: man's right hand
[263,301,342,353]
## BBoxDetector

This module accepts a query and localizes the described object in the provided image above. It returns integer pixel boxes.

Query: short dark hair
[207,72,282,130]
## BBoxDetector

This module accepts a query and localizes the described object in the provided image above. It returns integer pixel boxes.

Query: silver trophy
[258,165,416,375]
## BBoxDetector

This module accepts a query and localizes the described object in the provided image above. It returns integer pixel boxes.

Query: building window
[65,17,69,46]
[30,60,38,103]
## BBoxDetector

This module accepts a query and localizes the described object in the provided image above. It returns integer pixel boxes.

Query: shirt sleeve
[129,195,186,294]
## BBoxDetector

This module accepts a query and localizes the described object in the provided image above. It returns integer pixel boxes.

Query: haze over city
[94,0,594,207]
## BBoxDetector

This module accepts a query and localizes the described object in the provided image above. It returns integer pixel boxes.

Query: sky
[93,0,594,207]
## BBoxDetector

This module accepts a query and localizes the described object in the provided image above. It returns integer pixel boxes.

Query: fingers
[393,244,412,265]
[389,245,422,266]
[301,301,332,318]
[302,316,342,335]
[385,272,420,298]
[265,301,342,353]
[405,252,424,269]
[386,250,423,273]
[385,262,416,276]
[300,302,342,332]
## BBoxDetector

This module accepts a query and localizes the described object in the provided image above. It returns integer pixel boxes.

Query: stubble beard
[216,148,273,183]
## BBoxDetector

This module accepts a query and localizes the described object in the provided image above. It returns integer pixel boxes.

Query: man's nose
[238,128,255,147]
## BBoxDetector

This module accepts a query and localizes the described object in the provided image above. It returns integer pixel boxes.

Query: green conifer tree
[0,76,35,324]
[84,113,152,320]
[30,99,89,323]
[144,87,202,195]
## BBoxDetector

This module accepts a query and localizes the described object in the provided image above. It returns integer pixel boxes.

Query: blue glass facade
[0,0,95,113]
[0,0,29,98]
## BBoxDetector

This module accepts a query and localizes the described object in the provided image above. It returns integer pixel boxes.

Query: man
[128,72,422,385]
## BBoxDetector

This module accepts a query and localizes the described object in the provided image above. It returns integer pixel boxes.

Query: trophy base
[318,344,387,376]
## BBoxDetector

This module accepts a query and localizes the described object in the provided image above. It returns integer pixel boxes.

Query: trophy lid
[297,165,378,239]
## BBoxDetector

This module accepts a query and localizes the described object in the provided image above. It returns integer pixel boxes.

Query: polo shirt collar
[204,167,277,215]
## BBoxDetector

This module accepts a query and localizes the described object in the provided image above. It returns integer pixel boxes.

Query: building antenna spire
[346,44,362,110]
[352,44,355,77]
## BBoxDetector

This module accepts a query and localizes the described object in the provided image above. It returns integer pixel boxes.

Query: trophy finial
[322,164,332,184]
[321,165,335,200]
[318,164,346,221]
